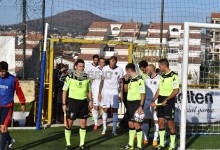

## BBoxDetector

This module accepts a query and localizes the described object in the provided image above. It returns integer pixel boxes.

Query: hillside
[8,10,115,35]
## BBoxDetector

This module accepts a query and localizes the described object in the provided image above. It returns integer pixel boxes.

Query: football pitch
[8,125,220,150]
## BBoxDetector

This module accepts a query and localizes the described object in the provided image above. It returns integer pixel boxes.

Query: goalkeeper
[122,63,145,150]
[151,59,179,150]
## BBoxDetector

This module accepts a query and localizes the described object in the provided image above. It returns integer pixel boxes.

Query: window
[171,28,179,32]
[112,27,120,30]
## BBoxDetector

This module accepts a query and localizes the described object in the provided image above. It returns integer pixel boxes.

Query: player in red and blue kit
[0,61,26,150]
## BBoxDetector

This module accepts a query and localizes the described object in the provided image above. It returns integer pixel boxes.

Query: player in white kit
[91,58,105,130]
[142,64,161,147]
[98,56,124,135]
[85,54,99,74]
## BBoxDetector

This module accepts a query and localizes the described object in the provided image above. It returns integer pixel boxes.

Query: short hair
[138,60,148,68]
[126,63,136,72]
[0,61,8,71]
[110,56,117,62]
[75,59,85,66]
[99,57,105,61]
[93,55,99,60]
[158,58,169,67]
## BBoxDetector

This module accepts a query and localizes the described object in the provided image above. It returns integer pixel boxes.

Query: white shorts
[92,90,101,106]
[144,99,153,119]
[101,93,119,109]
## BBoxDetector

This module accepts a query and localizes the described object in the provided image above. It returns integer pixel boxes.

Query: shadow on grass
[73,127,128,150]
[186,135,200,149]
[13,125,95,150]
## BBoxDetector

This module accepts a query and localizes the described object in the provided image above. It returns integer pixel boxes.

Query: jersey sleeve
[15,78,26,105]
[88,80,92,91]
[62,77,70,91]
[172,74,179,89]
[119,68,124,79]
[138,79,146,94]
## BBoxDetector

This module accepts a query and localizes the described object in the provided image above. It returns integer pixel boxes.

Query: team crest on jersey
[153,81,157,85]
[115,72,118,75]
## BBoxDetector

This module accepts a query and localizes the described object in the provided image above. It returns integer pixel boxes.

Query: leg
[158,117,166,147]
[102,108,108,134]
[128,121,136,148]
[79,119,87,146]
[167,120,176,149]
[65,119,73,147]
[153,119,159,146]
[112,95,120,135]
[142,119,150,144]
[134,121,143,149]
[0,107,13,150]
[112,108,118,135]
[92,105,99,130]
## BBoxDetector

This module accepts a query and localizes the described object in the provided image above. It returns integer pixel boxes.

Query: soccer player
[91,57,105,130]
[123,63,145,150]
[98,56,123,135]
[85,54,99,74]
[62,59,93,150]
[138,60,148,81]
[0,61,26,150]
[151,59,179,150]
[142,64,161,147]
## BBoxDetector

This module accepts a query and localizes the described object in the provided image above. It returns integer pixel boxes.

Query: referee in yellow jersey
[151,59,179,150]
[62,59,93,150]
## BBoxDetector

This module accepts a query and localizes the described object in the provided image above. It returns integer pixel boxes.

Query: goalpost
[180,22,220,150]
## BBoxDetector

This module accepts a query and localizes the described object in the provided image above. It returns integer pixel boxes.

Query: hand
[119,94,123,103]
[162,100,168,106]
[98,93,102,101]
[150,101,156,107]
[21,105,26,112]
[89,101,93,110]
[137,106,143,115]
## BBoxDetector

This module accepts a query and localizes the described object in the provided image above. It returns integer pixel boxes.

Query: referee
[123,63,145,150]
[62,59,93,150]
[151,59,179,150]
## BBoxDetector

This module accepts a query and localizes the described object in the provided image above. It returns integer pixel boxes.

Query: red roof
[118,32,139,37]
[86,32,107,36]
[89,22,142,30]
[15,44,38,49]
[148,22,183,30]
[211,13,220,19]
[26,33,43,41]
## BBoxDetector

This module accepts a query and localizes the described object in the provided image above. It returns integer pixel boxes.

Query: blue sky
[0,0,220,25]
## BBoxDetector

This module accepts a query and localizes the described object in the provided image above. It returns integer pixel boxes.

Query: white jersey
[91,66,102,91]
[145,74,161,101]
[85,63,97,74]
[102,65,124,94]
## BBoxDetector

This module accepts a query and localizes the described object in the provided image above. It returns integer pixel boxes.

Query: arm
[150,89,159,107]
[163,88,179,105]
[119,78,123,102]
[98,77,104,101]
[15,78,26,112]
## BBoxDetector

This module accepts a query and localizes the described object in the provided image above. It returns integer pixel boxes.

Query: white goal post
[181,22,220,150]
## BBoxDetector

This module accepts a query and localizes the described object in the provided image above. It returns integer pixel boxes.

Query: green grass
[7,126,220,150]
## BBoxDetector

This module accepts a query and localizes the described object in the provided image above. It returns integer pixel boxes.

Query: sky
[0,0,220,25]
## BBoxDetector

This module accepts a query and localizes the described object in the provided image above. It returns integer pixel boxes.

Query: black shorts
[0,107,13,126]
[157,95,175,120]
[126,100,140,121]
[66,98,89,120]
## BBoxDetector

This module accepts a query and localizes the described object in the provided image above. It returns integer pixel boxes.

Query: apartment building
[146,22,202,84]
[210,13,220,60]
